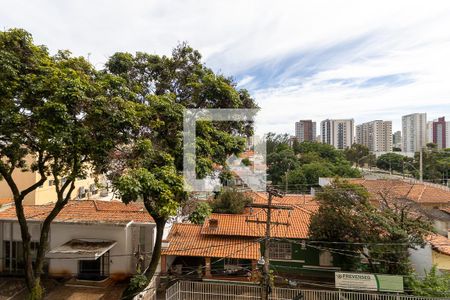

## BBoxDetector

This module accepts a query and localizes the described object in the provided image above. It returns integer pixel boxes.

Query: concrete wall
[409,244,433,276]
[432,250,450,272]
[433,220,449,236]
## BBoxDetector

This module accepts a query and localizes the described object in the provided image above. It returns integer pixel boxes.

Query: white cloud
[2,0,450,134]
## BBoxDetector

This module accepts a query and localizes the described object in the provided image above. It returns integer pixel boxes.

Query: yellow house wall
[432,250,450,271]
[1,155,105,205]
[32,176,102,205]
[0,156,37,203]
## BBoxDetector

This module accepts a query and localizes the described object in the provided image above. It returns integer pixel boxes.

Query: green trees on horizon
[266,135,360,192]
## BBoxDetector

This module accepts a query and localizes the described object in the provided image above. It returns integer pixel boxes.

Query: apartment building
[356,120,393,152]
[393,131,402,149]
[320,119,354,149]
[427,117,449,149]
[295,120,317,143]
[402,113,427,153]
[0,155,106,205]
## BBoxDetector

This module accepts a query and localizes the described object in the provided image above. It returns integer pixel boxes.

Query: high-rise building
[426,117,448,149]
[393,131,402,149]
[402,113,427,153]
[320,119,354,149]
[295,120,316,143]
[356,120,392,152]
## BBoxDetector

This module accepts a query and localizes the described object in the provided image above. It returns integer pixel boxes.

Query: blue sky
[2,0,450,135]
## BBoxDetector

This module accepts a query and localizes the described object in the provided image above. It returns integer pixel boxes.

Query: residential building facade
[393,131,402,150]
[0,200,155,281]
[0,155,107,205]
[402,113,427,153]
[426,117,449,149]
[320,119,354,149]
[356,120,393,152]
[295,120,316,143]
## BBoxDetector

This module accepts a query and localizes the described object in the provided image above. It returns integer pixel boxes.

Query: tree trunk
[144,216,166,279]
[13,197,38,298]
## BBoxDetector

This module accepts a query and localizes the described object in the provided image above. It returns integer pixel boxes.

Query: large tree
[104,45,258,289]
[0,29,130,299]
[344,143,370,166]
[376,152,411,174]
[309,179,432,275]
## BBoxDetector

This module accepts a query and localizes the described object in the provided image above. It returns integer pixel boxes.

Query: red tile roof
[0,198,13,206]
[162,223,260,260]
[440,207,450,215]
[349,179,450,205]
[427,234,450,256]
[0,200,153,225]
[202,193,318,239]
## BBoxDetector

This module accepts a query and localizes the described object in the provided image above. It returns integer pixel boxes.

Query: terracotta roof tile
[0,198,13,205]
[440,207,450,215]
[349,179,450,205]
[0,200,153,225]
[202,193,317,239]
[427,234,450,256]
[162,223,260,260]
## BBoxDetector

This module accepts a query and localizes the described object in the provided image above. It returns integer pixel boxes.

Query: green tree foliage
[268,141,360,190]
[241,157,251,166]
[104,44,257,286]
[265,132,290,155]
[413,146,450,184]
[0,29,129,299]
[211,188,252,214]
[267,148,300,184]
[309,179,432,275]
[408,266,450,297]
[188,202,212,224]
[376,152,412,173]
[344,144,370,166]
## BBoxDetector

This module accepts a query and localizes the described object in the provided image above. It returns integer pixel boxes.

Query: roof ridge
[417,184,427,202]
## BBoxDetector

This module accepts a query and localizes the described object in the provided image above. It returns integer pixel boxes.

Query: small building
[0,200,155,281]
[161,193,343,283]
[427,233,450,273]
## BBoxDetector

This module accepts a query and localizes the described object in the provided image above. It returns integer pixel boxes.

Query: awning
[46,239,117,260]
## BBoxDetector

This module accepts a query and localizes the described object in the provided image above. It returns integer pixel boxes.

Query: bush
[188,202,212,224]
[211,188,252,214]
[408,266,450,297]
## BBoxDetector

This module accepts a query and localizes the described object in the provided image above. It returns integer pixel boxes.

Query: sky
[2,0,450,135]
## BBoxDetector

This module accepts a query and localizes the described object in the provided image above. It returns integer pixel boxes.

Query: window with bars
[269,242,292,260]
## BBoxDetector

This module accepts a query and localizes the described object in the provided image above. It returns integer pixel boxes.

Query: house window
[3,241,41,273]
[319,250,333,267]
[269,242,292,260]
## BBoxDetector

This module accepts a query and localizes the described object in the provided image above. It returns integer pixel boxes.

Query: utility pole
[246,187,289,300]
[262,191,273,300]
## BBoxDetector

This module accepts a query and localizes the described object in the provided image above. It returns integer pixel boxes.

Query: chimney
[209,219,219,230]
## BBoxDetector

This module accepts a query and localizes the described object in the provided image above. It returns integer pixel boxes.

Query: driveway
[44,283,127,300]
[0,278,27,300]
[0,278,126,300]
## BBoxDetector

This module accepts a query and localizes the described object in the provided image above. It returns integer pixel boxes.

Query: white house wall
[409,244,433,277]
[0,221,155,281]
